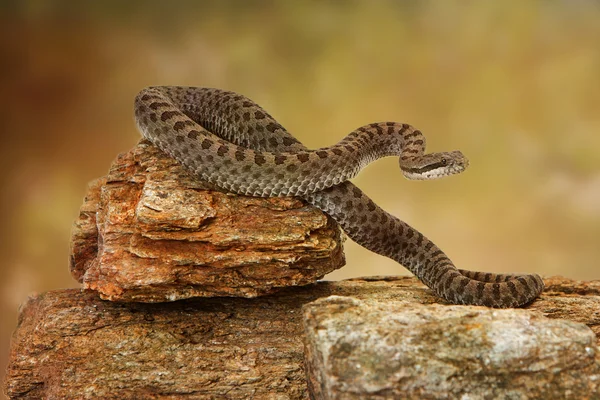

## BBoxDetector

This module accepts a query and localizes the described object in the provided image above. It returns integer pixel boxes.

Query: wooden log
[4,277,600,399]
[70,140,345,302]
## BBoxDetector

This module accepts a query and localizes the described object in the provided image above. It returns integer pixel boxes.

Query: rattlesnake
[134,86,544,307]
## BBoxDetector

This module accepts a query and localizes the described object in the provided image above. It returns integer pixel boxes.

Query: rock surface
[70,141,345,302]
[303,295,600,400]
[4,276,600,399]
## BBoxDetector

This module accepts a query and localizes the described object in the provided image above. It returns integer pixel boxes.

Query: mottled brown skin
[134,86,544,307]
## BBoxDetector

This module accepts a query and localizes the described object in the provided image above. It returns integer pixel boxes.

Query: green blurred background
[1,1,599,395]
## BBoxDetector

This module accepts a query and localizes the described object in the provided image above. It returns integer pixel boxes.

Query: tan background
[1,1,599,396]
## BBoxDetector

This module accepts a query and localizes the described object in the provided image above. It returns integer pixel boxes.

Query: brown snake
[134,86,544,308]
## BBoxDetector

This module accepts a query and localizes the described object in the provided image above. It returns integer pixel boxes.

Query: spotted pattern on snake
[134,86,544,308]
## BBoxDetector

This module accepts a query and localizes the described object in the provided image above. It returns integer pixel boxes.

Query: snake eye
[441,158,447,165]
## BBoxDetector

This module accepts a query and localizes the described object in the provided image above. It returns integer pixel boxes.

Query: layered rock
[4,277,600,399]
[7,140,600,399]
[303,295,600,399]
[70,141,345,302]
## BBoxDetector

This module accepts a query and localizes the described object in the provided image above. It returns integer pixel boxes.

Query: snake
[134,86,544,308]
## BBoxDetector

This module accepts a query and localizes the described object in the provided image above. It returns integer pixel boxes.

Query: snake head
[400,150,469,180]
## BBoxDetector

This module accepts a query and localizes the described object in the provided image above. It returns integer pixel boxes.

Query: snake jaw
[402,165,465,180]
[401,150,469,180]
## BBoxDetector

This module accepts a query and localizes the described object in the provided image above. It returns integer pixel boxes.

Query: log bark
[4,276,600,399]
[70,141,345,302]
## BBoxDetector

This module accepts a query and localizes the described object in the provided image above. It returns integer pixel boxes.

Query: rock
[302,296,600,400]
[70,140,345,302]
[4,277,600,399]
[4,289,312,400]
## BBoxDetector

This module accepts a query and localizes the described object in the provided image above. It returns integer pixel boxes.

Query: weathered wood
[4,277,600,399]
[70,141,345,302]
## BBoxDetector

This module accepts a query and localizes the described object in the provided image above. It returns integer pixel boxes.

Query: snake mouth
[402,164,466,180]
[400,150,469,181]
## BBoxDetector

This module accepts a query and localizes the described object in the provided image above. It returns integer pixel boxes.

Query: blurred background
[1,1,599,395]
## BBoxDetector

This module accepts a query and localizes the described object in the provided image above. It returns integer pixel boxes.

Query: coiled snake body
[134,86,543,308]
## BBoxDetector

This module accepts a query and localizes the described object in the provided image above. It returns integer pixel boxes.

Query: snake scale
[134,86,544,308]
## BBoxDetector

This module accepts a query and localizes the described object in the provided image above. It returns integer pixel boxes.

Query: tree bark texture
[4,276,600,399]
